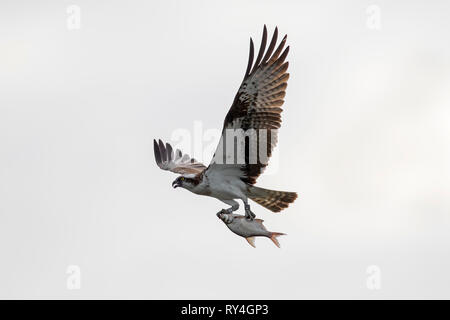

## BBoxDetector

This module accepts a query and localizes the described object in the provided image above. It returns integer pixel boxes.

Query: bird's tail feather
[248,186,297,213]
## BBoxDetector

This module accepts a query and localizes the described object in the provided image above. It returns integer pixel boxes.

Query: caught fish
[217,211,286,248]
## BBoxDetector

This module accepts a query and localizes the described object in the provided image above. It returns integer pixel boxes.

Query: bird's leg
[218,200,239,216]
[244,204,256,220]
[224,207,234,214]
[217,210,234,224]
[217,201,239,223]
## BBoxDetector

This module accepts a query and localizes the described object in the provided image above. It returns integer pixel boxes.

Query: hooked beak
[172,180,179,189]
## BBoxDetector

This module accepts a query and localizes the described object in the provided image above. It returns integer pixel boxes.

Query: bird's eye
[180,177,185,181]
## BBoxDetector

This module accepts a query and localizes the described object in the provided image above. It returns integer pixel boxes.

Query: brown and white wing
[153,139,206,175]
[207,26,290,184]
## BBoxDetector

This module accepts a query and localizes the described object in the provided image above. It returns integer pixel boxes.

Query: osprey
[154,26,297,220]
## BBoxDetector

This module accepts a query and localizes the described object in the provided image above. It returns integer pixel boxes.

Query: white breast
[192,168,248,201]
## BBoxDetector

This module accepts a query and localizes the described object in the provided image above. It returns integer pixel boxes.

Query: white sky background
[1,0,450,299]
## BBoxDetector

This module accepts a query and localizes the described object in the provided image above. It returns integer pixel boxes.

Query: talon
[244,203,255,220]
[217,208,233,220]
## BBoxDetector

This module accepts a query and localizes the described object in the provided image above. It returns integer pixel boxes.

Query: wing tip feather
[153,139,162,165]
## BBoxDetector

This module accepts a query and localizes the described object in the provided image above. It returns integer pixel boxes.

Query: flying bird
[154,26,297,220]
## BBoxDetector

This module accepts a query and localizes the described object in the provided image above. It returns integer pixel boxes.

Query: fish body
[217,212,285,248]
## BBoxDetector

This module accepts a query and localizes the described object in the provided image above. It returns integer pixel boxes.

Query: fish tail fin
[270,232,286,248]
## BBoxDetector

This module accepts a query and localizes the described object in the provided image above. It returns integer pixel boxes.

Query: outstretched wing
[207,25,290,184]
[153,139,206,175]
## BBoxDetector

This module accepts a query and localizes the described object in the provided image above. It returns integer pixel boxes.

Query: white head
[171,175,198,191]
